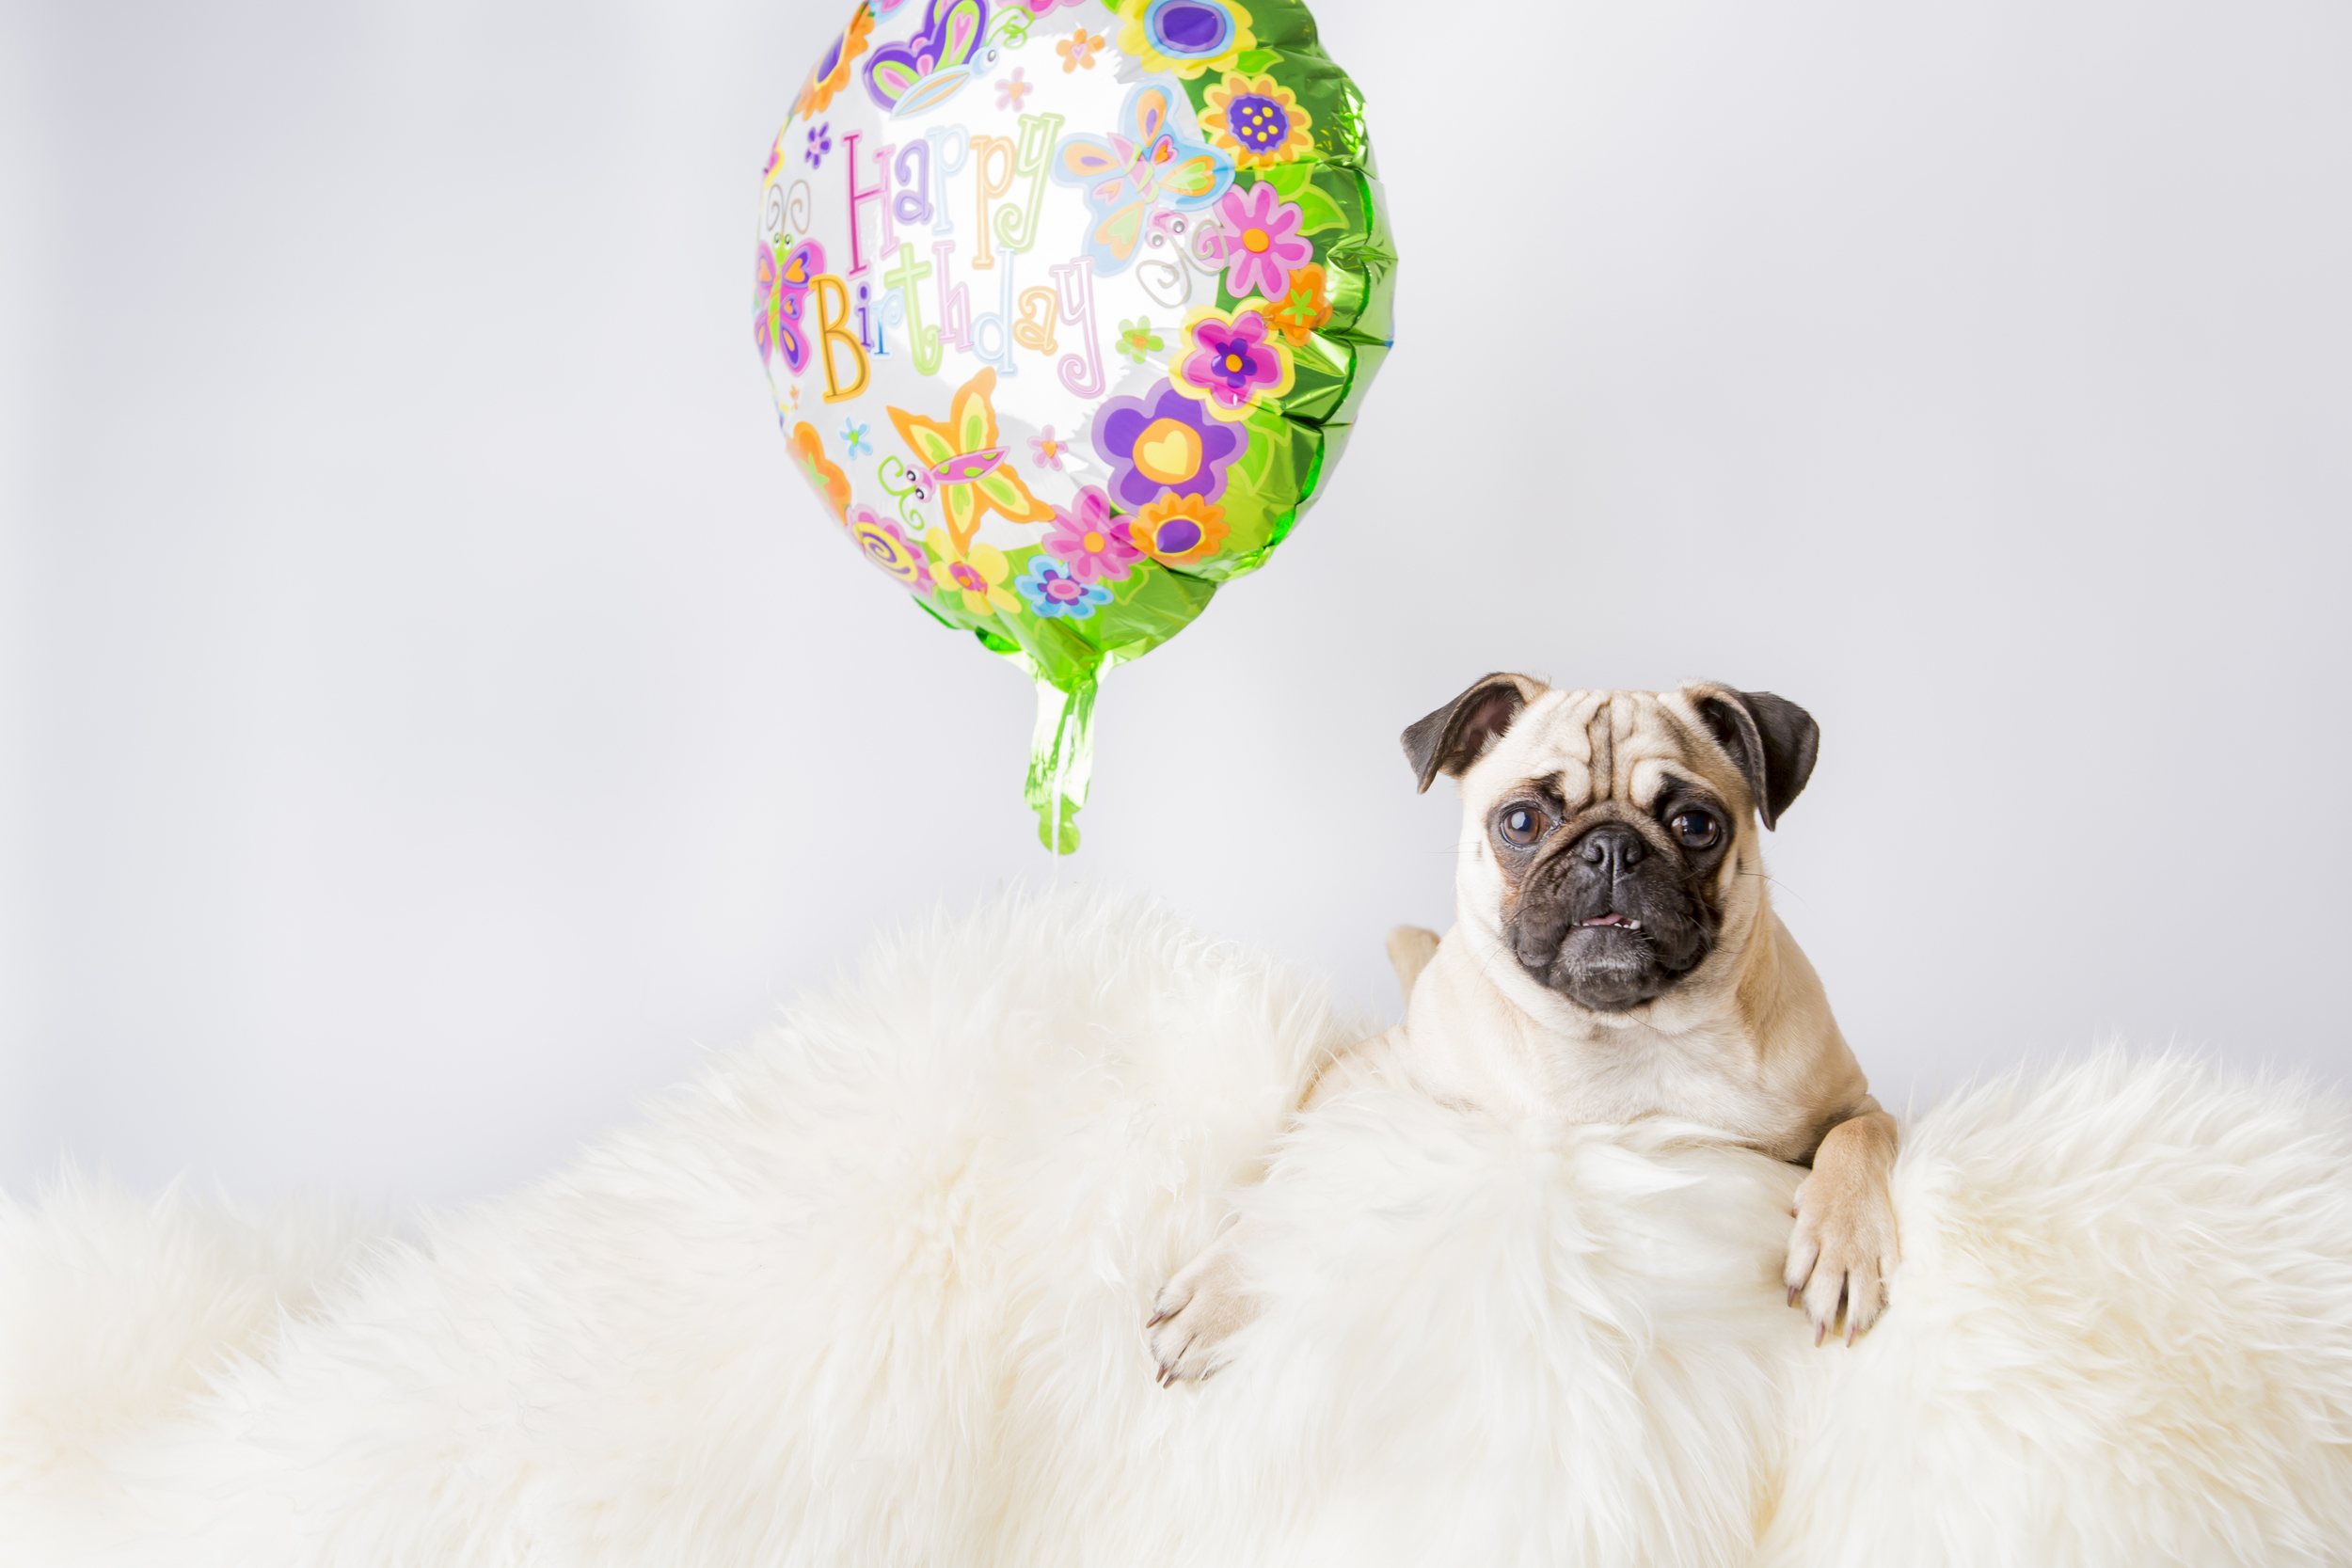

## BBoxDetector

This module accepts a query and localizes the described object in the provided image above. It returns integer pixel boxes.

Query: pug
[1148,677,1899,1383]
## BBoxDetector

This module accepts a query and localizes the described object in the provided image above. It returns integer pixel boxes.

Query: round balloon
[755,0,1395,849]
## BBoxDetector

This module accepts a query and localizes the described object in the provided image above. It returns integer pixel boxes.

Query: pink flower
[995,67,1029,111]
[1177,307,1289,415]
[1212,180,1314,302]
[1028,424,1069,470]
[1039,486,1145,584]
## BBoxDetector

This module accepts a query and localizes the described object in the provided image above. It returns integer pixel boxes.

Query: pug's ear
[1687,684,1820,831]
[1402,673,1547,793]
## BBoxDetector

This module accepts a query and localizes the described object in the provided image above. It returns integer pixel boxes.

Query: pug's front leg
[1147,1232,1263,1386]
[1784,1105,1900,1345]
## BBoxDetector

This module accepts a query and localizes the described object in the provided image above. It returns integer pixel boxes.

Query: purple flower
[804,122,833,169]
[1039,486,1145,583]
[1089,380,1248,510]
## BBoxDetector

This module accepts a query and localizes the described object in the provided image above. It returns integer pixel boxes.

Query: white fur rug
[4,891,2350,1566]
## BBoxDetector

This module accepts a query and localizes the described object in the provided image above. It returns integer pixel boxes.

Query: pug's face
[1404,679,1819,1016]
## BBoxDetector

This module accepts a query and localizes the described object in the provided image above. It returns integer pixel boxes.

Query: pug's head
[1404,677,1818,1016]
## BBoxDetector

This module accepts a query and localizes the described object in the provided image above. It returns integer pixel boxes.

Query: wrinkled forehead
[1475,689,1741,810]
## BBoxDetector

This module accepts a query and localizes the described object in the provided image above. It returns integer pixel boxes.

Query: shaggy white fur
[2,890,2348,1566]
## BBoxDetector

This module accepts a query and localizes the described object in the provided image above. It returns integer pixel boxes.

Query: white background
[3,0,2345,1211]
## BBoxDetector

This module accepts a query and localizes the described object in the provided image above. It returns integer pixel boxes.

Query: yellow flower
[925,530,1021,617]
[1114,0,1253,80]
[1200,72,1313,169]
[1127,493,1230,565]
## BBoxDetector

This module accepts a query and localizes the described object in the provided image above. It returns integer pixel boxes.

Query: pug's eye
[1497,806,1548,847]
[1672,811,1721,850]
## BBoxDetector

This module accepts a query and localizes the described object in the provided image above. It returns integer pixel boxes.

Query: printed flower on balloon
[1265,262,1333,346]
[1090,381,1248,511]
[1116,318,1164,364]
[1055,26,1104,72]
[1015,557,1113,619]
[1028,425,1070,471]
[1115,0,1254,79]
[787,421,851,525]
[1200,71,1312,169]
[850,505,934,594]
[1211,180,1313,302]
[794,3,874,119]
[1170,304,1295,421]
[1040,487,1144,583]
[926,530,1022,618]
[1130,494,1229,565]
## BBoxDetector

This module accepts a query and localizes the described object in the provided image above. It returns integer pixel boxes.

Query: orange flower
[1127,493,1230,565]
[787,420,851,524]
[1266,262,1334,346]
[795,3,876,119]
[1056,26,1104,72]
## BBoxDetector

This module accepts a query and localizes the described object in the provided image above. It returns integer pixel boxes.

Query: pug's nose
[1577,824,1646,879]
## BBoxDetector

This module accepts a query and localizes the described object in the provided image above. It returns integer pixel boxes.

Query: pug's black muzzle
[1507,821,1718,1012]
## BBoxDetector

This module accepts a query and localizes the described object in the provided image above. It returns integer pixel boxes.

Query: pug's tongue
[1579,913,1626,927]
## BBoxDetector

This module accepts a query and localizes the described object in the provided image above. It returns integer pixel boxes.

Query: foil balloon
[756,0,1395,849]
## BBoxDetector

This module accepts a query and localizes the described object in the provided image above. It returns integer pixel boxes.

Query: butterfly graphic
[757,237,824,374]
[863,0,1000,119]
[1049,85,1233,277]
[886,367,1056,550]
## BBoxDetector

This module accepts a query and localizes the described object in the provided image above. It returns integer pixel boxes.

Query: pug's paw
[1146,1239,1260,1386]
[1784,1166,1899,1346]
